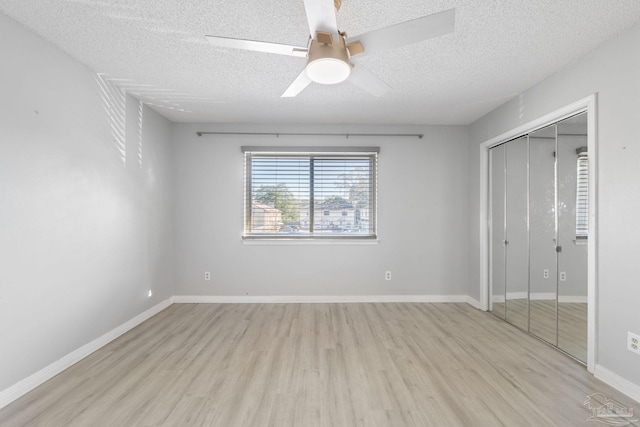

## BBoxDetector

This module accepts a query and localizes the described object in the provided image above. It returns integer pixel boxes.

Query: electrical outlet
[628,332,640,355]
[385,271,392,281]
[543,269,549,279]
[205,272,211,281]
[559,272,567,281]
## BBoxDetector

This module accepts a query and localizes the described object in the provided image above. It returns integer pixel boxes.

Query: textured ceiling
[2,0,640,125]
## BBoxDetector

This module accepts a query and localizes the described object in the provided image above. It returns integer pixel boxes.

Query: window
[575,147,588,240]
[243,146,378,239]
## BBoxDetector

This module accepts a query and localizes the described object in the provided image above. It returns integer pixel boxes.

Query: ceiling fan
[205,0,455,97]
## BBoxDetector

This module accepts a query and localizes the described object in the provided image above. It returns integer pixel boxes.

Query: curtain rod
[196,131,424,139]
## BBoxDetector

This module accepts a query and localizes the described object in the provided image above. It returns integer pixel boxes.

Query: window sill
[242,238,380,246]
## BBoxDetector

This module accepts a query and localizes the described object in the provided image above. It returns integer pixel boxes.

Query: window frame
[242,146,379,241]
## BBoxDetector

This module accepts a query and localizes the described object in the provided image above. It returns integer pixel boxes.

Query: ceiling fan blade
[281,69,313,97]
[205,35,307,57]
[303,0,338,36]
[346,8,455,56]
[349,63,391,97]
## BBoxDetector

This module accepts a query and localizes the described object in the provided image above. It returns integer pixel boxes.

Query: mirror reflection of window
[576,146,588,241]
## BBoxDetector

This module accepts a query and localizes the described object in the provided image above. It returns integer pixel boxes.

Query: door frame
[479,94,597,373]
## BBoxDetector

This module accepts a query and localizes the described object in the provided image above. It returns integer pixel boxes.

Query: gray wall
[470,23,640,387]
[0,14,174,391]
[172,123,471,298]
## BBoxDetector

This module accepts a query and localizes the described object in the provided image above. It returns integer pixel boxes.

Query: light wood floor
[491,300,588,362]
[1,303,637,426]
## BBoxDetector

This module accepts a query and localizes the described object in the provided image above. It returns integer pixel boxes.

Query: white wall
[470,22,640,389]
[172,123,471,298]
[0,13,174,392]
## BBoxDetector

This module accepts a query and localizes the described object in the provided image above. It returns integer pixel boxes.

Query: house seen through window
[243,146,378,239]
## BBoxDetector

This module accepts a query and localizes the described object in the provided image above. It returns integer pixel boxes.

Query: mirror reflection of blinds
[576,149,588,239]
[243,147,378,239]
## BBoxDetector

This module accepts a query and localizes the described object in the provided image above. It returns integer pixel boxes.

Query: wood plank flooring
[558,302,588,362]
[491,300,588,362]
[0,303,637,426]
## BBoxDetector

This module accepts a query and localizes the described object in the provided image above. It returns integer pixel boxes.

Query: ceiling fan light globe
[306,58,351,84]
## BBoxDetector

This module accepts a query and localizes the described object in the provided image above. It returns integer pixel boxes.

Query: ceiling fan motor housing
[305,34,352,84]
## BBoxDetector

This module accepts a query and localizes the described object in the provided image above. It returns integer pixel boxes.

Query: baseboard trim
[490,294,588,303]
[466,296,482,309]
[594,364,640,404]
[0,297,173,411]
[173,294,471,304]
[558,295,588,303]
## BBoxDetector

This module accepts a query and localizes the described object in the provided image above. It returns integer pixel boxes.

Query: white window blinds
[575,147,588,239]
[243,147,378,239]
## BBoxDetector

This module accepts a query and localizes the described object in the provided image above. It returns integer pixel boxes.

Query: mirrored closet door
[505,136,529,331]
[489,112,588,363]
[528,124,558,346]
